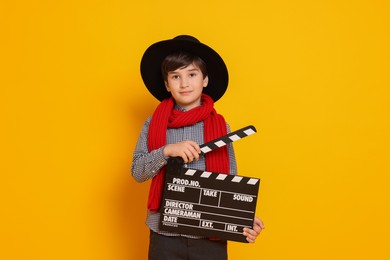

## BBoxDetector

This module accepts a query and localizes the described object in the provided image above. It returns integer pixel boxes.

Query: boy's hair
[161,51,208,81]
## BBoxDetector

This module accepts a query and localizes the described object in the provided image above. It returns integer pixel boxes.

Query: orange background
[1,1,389,259]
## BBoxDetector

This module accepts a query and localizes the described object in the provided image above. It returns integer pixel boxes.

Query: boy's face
[164,63,208,110]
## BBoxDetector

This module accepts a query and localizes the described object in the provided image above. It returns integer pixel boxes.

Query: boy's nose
[180,78,189,87]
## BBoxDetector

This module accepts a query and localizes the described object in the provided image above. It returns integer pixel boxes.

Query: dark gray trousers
[148,231,228,260]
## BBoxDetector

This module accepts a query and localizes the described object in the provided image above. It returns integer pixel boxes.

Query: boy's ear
[203,76,209,88]
[164,81,170,92]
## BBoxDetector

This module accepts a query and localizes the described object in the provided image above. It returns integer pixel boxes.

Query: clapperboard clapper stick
[160,125,261,243]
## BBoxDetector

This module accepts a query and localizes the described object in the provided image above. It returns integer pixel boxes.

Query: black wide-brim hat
[140,35,228,102]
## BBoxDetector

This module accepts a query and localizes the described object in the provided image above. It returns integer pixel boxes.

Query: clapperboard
[159,125,260,243]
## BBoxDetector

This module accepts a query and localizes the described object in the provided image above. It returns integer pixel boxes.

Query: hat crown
[173,35,200,43]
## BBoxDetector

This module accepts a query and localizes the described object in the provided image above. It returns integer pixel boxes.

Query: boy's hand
[243,216,265,243]
[163,141,201,163]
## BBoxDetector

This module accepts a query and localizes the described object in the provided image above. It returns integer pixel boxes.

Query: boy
[132,35,264,259]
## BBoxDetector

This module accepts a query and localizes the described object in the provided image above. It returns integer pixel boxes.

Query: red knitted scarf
[147,94,230,212]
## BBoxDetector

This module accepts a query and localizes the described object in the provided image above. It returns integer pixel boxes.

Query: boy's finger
[243,230,256,243]
[187,140,201,153]
[254,217,265,229]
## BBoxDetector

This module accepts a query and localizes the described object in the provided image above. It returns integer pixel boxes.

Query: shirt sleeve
[131,117,168,183]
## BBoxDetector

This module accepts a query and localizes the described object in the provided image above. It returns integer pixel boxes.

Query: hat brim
[140,37,228,102]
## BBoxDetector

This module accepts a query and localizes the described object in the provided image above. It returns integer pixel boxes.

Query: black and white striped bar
[200,125,257,154]
[183,168,259,186]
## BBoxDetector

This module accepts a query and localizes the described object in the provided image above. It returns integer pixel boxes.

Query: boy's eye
[171,75,179,80]
[189,73,197,77]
